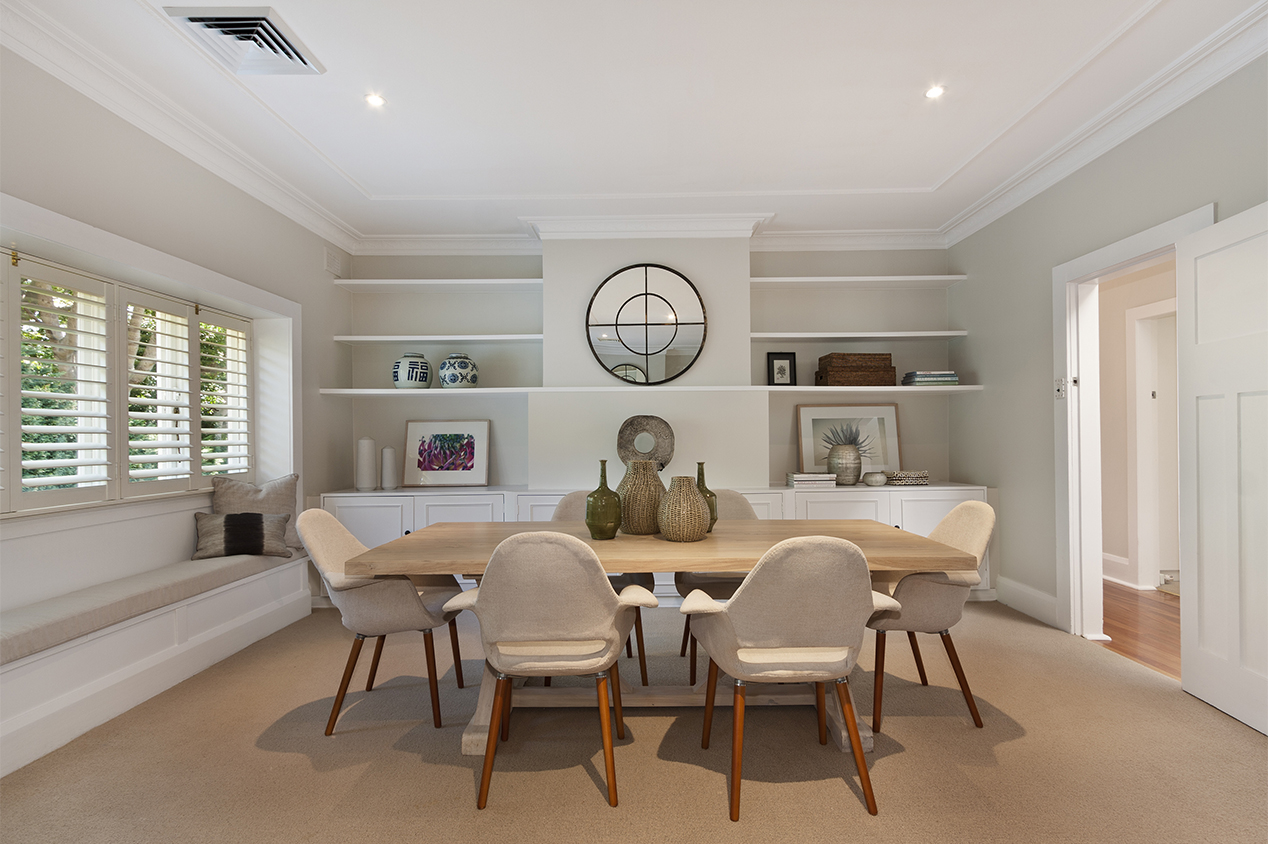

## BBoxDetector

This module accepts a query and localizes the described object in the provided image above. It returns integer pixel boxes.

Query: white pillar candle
[355,436,378,491]
[380,446,399,490]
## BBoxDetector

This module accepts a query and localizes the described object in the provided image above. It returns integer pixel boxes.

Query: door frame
[1051,205,1213,638]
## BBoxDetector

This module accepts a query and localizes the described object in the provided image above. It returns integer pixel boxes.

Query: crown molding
[354,234,543,256]
[750,229,948,252]
[942,3,1268,247]
[0,0,362,254]
[520,214,774,240]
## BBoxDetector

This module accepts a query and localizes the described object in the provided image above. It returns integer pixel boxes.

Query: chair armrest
[871,591,901,613]
[680,589,726,615]
[443,587,479,614]
[617,584,659,608]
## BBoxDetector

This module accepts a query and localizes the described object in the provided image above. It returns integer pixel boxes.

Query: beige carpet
[1,601,1264,844]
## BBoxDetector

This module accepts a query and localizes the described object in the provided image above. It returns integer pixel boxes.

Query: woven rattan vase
[658,476,711,542]
[617,460,665,535]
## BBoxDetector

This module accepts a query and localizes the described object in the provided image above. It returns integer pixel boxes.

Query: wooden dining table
[345,519,978,755]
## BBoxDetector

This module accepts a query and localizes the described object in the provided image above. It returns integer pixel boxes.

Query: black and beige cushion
[211,473,302,550]
[193,512,291,559]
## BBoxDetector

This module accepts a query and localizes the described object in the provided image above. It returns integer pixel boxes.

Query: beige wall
[946,56,1267,609]
[1098,263,1176,562]
[0,48,352,501]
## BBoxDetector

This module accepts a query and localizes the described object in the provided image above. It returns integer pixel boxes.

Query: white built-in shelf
[319,385,982,397]
[334,278,542,293]
[751,330,968,341]
[333,334,543,345]
[750,275,967,290]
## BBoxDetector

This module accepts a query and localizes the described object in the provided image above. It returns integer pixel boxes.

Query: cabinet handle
[404,530,411,535]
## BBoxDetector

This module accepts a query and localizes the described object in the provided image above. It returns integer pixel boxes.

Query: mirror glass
[633,432,656,453]
[586,264,707,385]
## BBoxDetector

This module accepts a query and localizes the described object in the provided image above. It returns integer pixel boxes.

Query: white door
[1177,202,1267,733]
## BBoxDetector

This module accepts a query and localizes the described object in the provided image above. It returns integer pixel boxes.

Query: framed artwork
[767,352,796,386]
[796,404,900,474]
[404,420,490,486]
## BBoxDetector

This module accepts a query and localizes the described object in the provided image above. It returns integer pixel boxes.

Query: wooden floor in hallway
[1099,579,1181,679]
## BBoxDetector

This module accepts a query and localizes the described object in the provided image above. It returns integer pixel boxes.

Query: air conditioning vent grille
[165,7,325,76]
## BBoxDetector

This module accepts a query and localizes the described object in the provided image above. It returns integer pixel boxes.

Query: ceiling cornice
[941,2,1268,247]
[3,0,1264,257]
[520,214,774,240]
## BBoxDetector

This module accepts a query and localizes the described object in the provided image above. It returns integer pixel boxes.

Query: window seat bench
[0,550,311,776]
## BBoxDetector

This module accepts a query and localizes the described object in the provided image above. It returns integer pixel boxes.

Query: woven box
[816,367,896,386]
[818,352,892,370]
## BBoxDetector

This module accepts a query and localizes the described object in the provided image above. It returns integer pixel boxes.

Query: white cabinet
[516,494,566,521]
[414,494,504,527]
[323,495,414,549]
[794,489,891,522]
[740,492,784,519]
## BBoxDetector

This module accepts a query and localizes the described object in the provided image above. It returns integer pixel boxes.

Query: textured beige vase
[658,476,711,542]
[827,443,862,485]
[617,460,665,535]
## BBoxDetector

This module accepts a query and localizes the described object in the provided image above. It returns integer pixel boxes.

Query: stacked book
[815,353,896,387]
[902,370,959,386]
[787,472,837,489]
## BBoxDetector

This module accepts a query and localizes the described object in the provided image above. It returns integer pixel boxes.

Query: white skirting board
[995,576,1059,629]
[0,559,311,777]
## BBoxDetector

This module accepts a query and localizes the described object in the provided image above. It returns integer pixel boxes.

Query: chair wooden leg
[907,631,928,685]
[365,635,386,691]
[625,635,633,659]
[680,614,691,657]
[702,658,719,749]
[634,607,649,686]
[730,681,746,822]
[449,619,464,689]
[689,632,698,686]
[543,677,551,687]
[610,662,625,740]
[940,631,983,728]
[816,682,828,745]
[872,630,886,734]
[595,674,618,807]
[423,629,442,728]
[835,678,878,815]
[500,676,512,741]
[477,675,509,809]
[326,634,365,736]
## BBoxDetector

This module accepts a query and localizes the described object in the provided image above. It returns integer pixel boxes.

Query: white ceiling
[2,0,1265,254]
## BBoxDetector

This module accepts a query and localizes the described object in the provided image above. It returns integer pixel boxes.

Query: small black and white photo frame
[767,352,796,386]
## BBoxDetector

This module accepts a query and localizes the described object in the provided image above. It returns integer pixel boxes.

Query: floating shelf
[333,334,543,345]
[319,385,983,396]
[334,278,542,293]
[751,330,968,341]
[750,275,967,290]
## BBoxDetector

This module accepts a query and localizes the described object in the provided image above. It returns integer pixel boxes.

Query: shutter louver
[18,274,111,497]
[199,319,250,476]
[125,300,192,488]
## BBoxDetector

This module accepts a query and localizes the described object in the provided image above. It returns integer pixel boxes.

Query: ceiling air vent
[165,7,325,75]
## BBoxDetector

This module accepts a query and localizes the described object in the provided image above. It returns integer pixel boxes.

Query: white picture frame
[403,420,490,486]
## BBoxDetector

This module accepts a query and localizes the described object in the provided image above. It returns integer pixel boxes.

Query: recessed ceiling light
[925,85,945,99]
[365,94,385,107]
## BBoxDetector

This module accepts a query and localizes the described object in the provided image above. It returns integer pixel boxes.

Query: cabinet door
[741,492,784,519]
[891,488,986,535]
[415,494,505,527]
[794,490,890,522]
[323,496,414,549]
[516,494,565,521]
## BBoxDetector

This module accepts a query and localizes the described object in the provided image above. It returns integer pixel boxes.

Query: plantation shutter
[16,264,113,505]
[122,291,193,493]
[198,312,251,478]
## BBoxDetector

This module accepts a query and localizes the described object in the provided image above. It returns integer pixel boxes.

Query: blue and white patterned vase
[392,352,431,389]
[438,353,479,388]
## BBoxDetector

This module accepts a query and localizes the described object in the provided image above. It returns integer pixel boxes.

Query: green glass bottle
[697,461,718,533]
[585,459,622,540]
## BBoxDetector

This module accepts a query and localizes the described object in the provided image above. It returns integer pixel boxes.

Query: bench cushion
[0,551,300,665]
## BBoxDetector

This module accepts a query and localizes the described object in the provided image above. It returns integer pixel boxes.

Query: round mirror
[587,264,706,385]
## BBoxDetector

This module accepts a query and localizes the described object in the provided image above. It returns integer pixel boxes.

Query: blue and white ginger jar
[392,352,431,389]
[438,353,479,388]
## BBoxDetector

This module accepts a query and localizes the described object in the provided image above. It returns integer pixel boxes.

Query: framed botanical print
[404,420,490,486]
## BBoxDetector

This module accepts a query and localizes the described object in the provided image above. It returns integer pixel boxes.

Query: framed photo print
[404,420,490,486]
[767,352,796,386]
[796,404,900,474]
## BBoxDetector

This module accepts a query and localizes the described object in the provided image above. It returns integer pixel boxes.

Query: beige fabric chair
[444,531,657,809]
[676,489,758,683]
[867,500,996,733]
[552,490,654,685]
[296,509,465,735]
[682,536,900,820]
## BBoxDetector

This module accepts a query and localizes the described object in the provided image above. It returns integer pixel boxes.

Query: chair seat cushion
[488,639,615,676]
[727,645,859,682]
